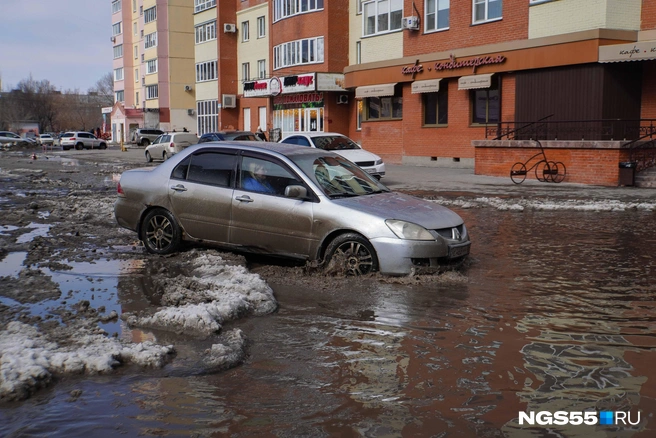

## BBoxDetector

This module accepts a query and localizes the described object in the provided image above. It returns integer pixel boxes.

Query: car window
[311,156,381,196]
[240,156,303,196]
[231,134,257,141]
[312,135,360,151]
[62,133,74,138]
[282,136,309,146]
[161,135,171,143]
[186,152,236,187]
[152,135,163,144]
[172,156,190,180]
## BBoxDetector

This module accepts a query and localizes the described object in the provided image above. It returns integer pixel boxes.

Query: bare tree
[89,72,115,108]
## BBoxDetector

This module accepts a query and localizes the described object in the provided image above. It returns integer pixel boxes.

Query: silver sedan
[114,142,470,275]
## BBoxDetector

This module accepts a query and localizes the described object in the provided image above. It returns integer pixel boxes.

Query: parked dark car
[198,131,262,143]
[114,142,471,276]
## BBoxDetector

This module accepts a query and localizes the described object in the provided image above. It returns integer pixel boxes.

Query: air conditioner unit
[222,94,237,108]
[337,94,349,105]
[110,36,116,43]
[184,85,193,92]
[187,108,195,115]
[223,23,237,33]
[402,16,420,30]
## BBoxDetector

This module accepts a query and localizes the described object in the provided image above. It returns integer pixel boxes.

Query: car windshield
[294,155,388,197]
[311,135,360,151]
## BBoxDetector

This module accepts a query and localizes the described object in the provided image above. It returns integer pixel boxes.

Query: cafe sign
[401,54,506,76]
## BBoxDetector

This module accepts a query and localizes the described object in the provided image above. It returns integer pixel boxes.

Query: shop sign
[281,73,316,94]
[317,73,346,91]
[434,54,505,74]
[273,92,324,106]
[243,77,282,97]
[101,107,113,114]
[599,41,656,63]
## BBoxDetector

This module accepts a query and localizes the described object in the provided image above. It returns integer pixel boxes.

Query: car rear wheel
[140,208,181,254]
[100,143,107,149]
[141,139,150,146]
[145,151,153,162]
[324,233,378,276]
[75,142,83,150]
[163,151,170,160]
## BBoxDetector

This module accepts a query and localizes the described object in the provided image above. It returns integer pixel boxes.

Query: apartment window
[112,22,122,35]
[146,85,159,100]
[144,6,157,23]
[112,0,121,14]
[257,16,266,38]
[356,41,361,64]
[196,60,218,82]
[115,90,125,102]
[473,0,502,23]
[195,21,216,44]
[194,0,217,13]
[426,0,449,31]
[114,67,124,81]
[273,0,324,22]
[242,62,251,81]
[133,0,136,12]
[423,87,448,126]
[365,85,403,121]
[257,60,266,79]
[273,37,324,70]
[197,99,219,135]
[113,44,123,59]
[136,91,139,103]
[134,45,138,59]
[146,59,158,74]
[145,32,157,49]
[357,99,363,130]
[471,76,500,124]
[133,22,137,35]
[363,0,403,36]
[242,21,250,42]
[357,0,364,14]
[135,68,139,82]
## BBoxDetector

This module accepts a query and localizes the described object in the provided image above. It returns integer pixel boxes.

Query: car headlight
[386,220,434,240]
[375,159,383,165]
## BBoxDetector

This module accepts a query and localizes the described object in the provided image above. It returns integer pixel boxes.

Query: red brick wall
[404,0,529,56]
[475,143,631,186]
[642,0,656,30]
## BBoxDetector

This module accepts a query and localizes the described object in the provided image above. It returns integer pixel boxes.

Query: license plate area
[449,243,470,259]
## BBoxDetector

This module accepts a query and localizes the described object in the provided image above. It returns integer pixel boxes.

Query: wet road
[2,204,655,437]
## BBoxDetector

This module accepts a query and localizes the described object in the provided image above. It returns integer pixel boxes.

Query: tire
[141,139,150,147]
[145,151,153,162]
[163,151,170,161]
[75,142,83,150]
[324,233,378,276]
[510,162,527,184]
[140,208,182,255]
[100,143,107,150]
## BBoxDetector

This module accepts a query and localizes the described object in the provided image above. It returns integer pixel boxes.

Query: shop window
[471,76,500,124]
[364,85,403,121]
[423,85,448,126]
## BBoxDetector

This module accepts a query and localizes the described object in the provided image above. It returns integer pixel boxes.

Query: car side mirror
[284,185,308,199]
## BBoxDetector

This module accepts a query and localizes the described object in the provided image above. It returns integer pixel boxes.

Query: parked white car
[145,132,199,162]
[280,132,386,179]
[36,134,55,146]
[60,131,108,150]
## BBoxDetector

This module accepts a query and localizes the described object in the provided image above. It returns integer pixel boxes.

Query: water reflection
[2,208,656,437]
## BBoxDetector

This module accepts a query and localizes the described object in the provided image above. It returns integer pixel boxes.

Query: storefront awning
[599,40,656,63]
[411,78,442,94]
[355,83,397,99]
[458,73,494,90]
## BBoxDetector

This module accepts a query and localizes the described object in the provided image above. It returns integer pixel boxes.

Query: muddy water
[2,207,656,437]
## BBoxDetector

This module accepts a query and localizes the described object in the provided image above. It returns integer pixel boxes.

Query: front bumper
[370,236,470,275]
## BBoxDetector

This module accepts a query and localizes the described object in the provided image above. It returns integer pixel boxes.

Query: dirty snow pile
[124,252,278,337]
[430,196,656,212]
[0,321,175,402]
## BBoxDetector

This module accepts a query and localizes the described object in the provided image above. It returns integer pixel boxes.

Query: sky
[0,0,112,93]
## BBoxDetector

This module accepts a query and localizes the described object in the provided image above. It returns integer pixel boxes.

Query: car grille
[355,161,375,167]
[434,224,465,240]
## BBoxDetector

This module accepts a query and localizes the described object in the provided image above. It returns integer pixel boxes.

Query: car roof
[286,132,348,138]
[184,141,336,160]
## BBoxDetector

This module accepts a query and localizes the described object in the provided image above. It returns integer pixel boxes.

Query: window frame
[257,16,266,38]
[422,84,449,127]
[242,21,250,42]
[425,0,450,33]
[144,6,157,24]
[472,0,502,24]
[115,90,125,102]
[146,84,159,100]
[195,20,217,44]
[194,0,217,13]
[112,0,121,14]
[362,0,403,37]
[112,22,122,36]
[196,60,218,82]
[146,59,158,75]
[113,44,123,59]
[470,76,500,125]
[273,36,324,70]
[273,0,325,23]
[114,67,124,81]
[197,99,219,135]
[242,62,251,82]
[363,85,403,121]
[144,32,157,49]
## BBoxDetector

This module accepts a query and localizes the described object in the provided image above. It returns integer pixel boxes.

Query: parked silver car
[132,128,165,146]
[0,131,32,147]
[60,131,108,150]
[144,132,199,162]
[115,142,470,275]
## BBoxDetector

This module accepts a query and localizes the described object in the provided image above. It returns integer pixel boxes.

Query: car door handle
[170,184,187,192]
[235,195,254,203]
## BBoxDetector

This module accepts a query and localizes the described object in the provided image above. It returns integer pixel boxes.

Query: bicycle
[510,140,567,184]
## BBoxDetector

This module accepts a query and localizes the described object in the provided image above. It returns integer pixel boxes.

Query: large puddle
[1,207,656,436]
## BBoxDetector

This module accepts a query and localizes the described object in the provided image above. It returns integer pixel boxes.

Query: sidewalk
[382,164,656,202]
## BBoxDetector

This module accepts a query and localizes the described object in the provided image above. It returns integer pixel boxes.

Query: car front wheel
[140,208,181,254]
[141,139,150,146]
[324,233,378,276]
[145,151,153,162]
